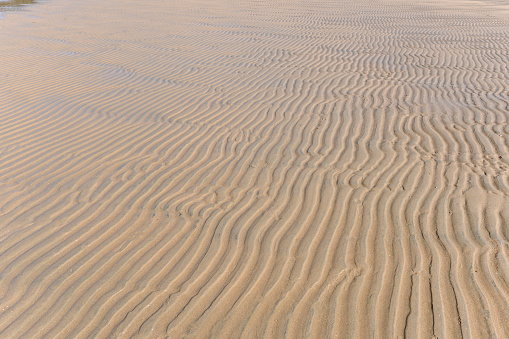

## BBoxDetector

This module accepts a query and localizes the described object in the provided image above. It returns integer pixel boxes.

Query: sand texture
[1,0,509,337]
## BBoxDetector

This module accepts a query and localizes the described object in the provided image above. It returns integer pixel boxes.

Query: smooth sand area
[1,0,509,337]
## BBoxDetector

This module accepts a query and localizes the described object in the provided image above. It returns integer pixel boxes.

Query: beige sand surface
[1,0,509,337]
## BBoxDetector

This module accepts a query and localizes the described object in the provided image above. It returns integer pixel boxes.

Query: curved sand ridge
[1,0,509,337]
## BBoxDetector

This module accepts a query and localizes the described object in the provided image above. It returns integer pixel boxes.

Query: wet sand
[1,0,509,337]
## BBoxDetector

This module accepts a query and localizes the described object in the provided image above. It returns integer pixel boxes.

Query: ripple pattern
[1,0,509,337]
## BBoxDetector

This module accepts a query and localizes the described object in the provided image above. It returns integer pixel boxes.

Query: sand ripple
[1,0,509,337]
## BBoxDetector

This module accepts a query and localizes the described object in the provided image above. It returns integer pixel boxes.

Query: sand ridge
[1,0,509,337]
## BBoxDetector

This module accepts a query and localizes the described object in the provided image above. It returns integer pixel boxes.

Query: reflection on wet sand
[0,0,36,10]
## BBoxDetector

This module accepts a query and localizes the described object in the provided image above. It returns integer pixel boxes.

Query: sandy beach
[1,0,509,337]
